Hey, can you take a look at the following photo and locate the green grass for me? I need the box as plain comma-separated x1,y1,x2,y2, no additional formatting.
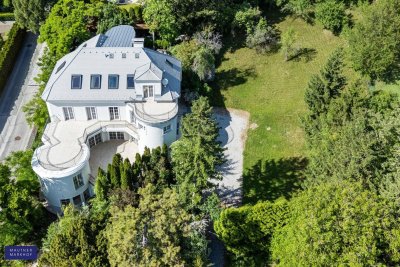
119,3,140,11
212,16,345,203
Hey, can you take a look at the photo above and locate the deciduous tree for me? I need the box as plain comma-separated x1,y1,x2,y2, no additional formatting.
348,0,400,82
271,180,400,266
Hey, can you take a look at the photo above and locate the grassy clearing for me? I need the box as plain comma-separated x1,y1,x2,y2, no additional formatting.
212,16,345,203
118,3,140,11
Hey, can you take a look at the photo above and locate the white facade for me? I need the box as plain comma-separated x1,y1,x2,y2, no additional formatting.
32,26,182,214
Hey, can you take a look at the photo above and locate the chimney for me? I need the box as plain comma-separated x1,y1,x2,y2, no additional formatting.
133,38,144,48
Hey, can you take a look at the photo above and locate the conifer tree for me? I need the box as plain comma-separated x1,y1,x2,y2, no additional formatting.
171,96,225,206
120,158,132,190
304,48,346,119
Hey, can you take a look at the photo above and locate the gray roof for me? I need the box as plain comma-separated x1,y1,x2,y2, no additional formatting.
42,26,182,103
96,25,136,47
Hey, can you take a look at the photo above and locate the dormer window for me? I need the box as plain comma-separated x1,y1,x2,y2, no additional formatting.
143,85,154,98
108,74,119,89
71,75,82,89
127,75,135,89
90,74,101,89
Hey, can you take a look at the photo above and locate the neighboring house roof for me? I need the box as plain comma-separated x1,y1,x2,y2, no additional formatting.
42,25,182,102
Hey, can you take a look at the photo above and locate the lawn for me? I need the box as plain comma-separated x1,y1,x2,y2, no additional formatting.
119,3,140,11
212,16,345,204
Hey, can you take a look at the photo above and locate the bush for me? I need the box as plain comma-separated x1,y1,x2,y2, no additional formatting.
315,0,348,34
0,24,26,96
246,18,279,54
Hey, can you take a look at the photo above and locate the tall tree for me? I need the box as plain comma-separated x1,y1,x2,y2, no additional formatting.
348,0,400,82
304,48,346,119
271,180,400,266
38,0,93,59
120,158,132,190
39,205,103,266
171,97,225,207
215,198,288,264
94,168,109,201
12,0,51,34
105,185,201,266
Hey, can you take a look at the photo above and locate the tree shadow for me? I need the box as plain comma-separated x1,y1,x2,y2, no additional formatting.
290,48,317,63
243,157,308,204
209,67,256,107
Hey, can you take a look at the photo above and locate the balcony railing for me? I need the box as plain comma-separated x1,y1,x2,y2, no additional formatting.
134,102,179,123
35,144,86,171
36,120,138,171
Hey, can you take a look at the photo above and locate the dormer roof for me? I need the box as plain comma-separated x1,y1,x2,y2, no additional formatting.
42,26,182,102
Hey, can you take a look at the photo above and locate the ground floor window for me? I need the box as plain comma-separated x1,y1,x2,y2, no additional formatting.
73,194,82,206
86,107,97,120
163,124,171,134
60,199,70,206
88,133,102,148
109,132,124,140
73,173,84,190
109,107,120,120
63,107,74,121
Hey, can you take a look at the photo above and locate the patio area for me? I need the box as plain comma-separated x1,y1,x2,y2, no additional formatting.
89,140,138,177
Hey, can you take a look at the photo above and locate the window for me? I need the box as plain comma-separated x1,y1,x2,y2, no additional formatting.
143,85,154,98
166,59,174,68
127,75,135,89
109,53,114,59
73,173,84,190
130,111,136,124
88,133,102,148
135,53,140,59
73,194,82,206
109,107,119,120
122,53,127,59
60,199,70,206
108,74,119,89
109,132,124,140
163,124,171,134
71,75,82,89
63,107,74,121
90,75,101,89
56,61,66,74
85,107,97,120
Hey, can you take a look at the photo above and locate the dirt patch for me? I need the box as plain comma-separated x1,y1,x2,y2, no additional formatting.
250,122,258,130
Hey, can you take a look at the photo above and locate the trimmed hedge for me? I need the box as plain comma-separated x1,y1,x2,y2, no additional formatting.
0,12,15,21
0,23,26,96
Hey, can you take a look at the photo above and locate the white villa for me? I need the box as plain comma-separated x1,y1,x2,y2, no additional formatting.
31,25,182,213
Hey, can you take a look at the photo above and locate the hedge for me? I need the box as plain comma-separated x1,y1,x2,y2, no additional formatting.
0,12,15,21
0,23,26,96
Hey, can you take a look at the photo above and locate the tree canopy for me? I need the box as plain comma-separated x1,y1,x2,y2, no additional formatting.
171,96,225,208
12,0,52,33
271,180,400,266
348,0,400,82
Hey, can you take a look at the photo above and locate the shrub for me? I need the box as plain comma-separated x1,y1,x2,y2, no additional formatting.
0,24,26,96
315,0,348,34
246,18,279,54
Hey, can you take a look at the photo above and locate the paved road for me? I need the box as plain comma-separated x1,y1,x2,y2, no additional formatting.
0,32,44,160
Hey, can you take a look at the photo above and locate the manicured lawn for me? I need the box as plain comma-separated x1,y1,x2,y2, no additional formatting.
212,16,345,203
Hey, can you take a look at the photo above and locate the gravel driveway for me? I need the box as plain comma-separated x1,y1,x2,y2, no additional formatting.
214,108,250,207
